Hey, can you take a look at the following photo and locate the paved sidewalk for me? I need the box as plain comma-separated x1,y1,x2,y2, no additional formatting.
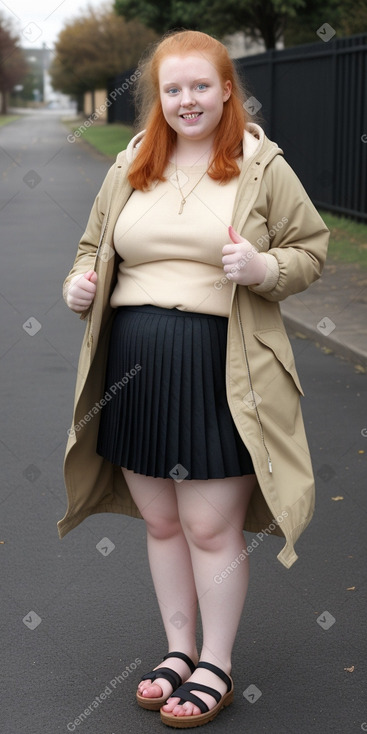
1,110,366,734
282,258,367,369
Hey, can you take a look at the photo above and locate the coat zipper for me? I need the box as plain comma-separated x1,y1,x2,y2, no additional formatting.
88,209,112,345
236,290,273,474
96,210,111,261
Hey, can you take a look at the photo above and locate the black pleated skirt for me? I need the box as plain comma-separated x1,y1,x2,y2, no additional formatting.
96,305,254,480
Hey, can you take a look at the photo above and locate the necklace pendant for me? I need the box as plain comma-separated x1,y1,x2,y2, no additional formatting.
178,198,186,215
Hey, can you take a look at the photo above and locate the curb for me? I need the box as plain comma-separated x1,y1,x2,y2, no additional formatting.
282,313,367,370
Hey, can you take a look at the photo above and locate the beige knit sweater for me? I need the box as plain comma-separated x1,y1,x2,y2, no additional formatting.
110,137,279,316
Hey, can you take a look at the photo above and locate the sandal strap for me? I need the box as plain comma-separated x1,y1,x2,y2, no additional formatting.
140,666,182,691
172,681,223,713
171,681,218,714
162,651,196,674
196,661,232,692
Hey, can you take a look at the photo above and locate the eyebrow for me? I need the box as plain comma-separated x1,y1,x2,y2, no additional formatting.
162,78,211,88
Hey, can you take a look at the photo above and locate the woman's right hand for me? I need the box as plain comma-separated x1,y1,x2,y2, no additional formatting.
65,270,98,312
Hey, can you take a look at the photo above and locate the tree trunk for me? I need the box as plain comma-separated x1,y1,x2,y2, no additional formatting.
260,22,277,49
1,89,8,115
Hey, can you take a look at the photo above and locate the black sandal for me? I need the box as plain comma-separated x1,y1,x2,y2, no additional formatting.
136,651,197,710
160,661,234,728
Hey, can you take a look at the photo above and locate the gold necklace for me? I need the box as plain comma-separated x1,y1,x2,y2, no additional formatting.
174,164,208,214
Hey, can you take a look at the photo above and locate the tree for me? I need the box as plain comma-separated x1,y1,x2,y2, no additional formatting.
0,13,28,114
115,0,367,50
114,0,306,49
50,5,157,101
284,0,367,46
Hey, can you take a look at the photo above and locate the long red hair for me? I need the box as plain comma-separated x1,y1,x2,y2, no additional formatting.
128,30,251,190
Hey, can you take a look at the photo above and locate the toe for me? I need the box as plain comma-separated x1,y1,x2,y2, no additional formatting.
162,696,180,712
174,702,200,717
139,681,163,698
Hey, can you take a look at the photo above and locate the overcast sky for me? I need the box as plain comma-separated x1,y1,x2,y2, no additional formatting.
0,0,110,48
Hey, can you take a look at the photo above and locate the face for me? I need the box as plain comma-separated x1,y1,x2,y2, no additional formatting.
158,54,231,145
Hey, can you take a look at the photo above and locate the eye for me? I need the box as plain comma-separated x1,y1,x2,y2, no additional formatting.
197,83,208,91
167,87,179,95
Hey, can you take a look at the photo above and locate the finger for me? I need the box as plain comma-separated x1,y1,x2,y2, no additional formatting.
222,253,239,265
222,244,237,255
228,225,245,244
69,296,93,308
84,270,97,283
78,278,97,294
89,271,98,284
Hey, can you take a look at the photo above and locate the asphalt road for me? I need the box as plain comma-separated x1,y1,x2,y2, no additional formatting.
0,111,366,734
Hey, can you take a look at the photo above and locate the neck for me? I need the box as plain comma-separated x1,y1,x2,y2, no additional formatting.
173,136,215,167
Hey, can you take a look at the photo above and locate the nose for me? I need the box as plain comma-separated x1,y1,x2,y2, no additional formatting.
180,87,195,107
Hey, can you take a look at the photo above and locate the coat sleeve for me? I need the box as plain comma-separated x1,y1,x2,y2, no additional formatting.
248,155,330,302
62,162,117,318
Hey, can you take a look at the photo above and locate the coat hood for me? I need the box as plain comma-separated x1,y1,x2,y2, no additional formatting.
124,122,275,165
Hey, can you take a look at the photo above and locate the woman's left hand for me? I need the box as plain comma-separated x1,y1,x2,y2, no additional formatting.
222,226,267,286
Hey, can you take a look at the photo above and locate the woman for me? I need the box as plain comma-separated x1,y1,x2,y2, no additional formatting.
59,30,329,728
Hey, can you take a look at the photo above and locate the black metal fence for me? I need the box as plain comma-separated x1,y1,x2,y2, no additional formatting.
108,33,367,222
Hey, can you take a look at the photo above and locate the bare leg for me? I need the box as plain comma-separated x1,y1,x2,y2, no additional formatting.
121,467,199,701
162,474,256,718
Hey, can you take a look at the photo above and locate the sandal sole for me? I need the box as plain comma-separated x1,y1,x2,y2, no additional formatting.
136,653,198,711
136,691,167,710
160,686,234,728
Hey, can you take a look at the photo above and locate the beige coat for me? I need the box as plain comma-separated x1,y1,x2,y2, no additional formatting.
58,124,329,568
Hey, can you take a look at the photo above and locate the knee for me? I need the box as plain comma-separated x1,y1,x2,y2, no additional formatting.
145,513,182,541
180,518,228,551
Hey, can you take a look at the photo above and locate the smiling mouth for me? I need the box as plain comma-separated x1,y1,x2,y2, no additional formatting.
180,112,203,119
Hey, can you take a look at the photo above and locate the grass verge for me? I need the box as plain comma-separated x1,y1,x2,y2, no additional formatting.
319,210,367,269
65,119,134,158
0,115,20,128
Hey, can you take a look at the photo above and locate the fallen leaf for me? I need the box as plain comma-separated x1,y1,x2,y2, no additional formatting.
346,586,356,590
358,450,364,454
344,666,355,672
331,496,344,501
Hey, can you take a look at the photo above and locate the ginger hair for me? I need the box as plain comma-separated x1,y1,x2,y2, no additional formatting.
128,30,251,190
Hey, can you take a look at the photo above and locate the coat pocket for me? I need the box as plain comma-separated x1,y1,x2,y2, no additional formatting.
253,329,304,435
